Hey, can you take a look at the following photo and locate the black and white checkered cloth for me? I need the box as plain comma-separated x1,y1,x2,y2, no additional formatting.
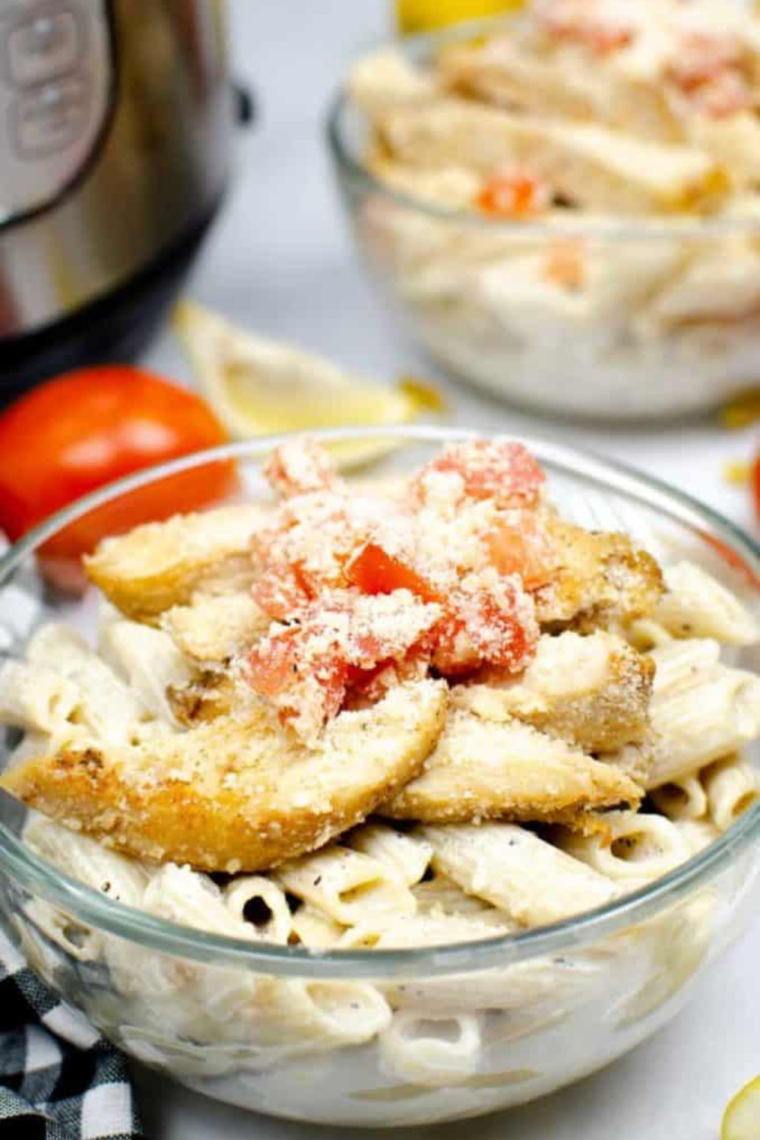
0,928,146,1139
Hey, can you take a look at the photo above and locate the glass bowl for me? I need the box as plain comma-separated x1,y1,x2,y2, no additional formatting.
325,19,760,422
0,427,758,1128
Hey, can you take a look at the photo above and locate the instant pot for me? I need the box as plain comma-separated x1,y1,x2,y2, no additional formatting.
0,0,245,397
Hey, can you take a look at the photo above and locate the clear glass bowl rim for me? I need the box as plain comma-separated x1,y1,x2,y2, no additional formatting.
325,14,760,243
0,425,758,979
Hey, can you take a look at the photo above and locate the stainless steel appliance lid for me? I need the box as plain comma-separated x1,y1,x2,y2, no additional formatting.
0,1,115,229
0,0,233,341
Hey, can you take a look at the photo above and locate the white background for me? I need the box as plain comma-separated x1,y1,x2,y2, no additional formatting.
141,2,760,1135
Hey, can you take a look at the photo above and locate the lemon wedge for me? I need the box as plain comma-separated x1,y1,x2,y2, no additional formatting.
173,301,444,468
396,0,523,35
723,1076,760,1140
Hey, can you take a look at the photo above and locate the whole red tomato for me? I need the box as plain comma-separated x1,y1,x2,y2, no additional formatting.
0,366,239,589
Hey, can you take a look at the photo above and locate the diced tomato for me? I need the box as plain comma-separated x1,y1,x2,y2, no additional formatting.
476,173,548,219
250,523,314,620
666,33,751,118
581,23,632,54
485,515,556,590
246,628,300,697
263,438,340,499
245,588,442,738
668,33,743,93
692,71,751,119
537,1,633,55
537,0,633,55
414,440,545,508
432,578,538,676
251,567,309,621
347,543,441,602
252,489,375,608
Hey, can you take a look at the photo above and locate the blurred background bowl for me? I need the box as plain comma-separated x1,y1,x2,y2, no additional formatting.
326,19,760,423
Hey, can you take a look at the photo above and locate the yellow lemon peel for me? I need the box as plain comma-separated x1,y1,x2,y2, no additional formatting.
722,1075,760,1140
396,0,524,35
173,300,444,469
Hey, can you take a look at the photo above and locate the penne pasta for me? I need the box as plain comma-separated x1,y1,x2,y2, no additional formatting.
0,659,78,737
26,623,150,745
341,909,510,950
623,618,674,652
653,562,759,646
223,876,294,945
650,774,708,822
23,813,149,908
378,1010,483,1087
647,647,760,788
141,865,256,941
418,823,615,927
674,819,720,856
554,811,689,885
275,846,417,927
701,755,760,833
346,823,433,888
289,903,344,949
412,872,513,923
99,619,196,725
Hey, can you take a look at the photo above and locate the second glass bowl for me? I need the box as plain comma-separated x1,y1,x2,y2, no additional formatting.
326,20,760,422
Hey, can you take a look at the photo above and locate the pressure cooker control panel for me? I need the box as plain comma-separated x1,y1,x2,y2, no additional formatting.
0,0,113,226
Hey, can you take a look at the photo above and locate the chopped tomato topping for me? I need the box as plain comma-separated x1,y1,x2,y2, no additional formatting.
476,173,549,219
413,440,545,508
246,589,442,739
247,437,551,739
250,562,309,621
666,33,751,118
347,543,442,602
432,576,538,676
485,515,557,590
537,0,633,55
246,627,300,698
263,438,341,498
668,32,743,93
250,490,369,614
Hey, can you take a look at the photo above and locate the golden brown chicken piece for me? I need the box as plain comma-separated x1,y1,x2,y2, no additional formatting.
0,680,448,873
536,513,664,629
453,631,655,753
161,592,270,664
84,504,266,623
380,708,641,829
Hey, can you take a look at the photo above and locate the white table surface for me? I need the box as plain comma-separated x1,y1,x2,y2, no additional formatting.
140,2,760,1135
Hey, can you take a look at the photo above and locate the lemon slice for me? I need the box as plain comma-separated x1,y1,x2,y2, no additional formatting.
722,1076,760,1140
396,0,524,35
173,301,444,468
